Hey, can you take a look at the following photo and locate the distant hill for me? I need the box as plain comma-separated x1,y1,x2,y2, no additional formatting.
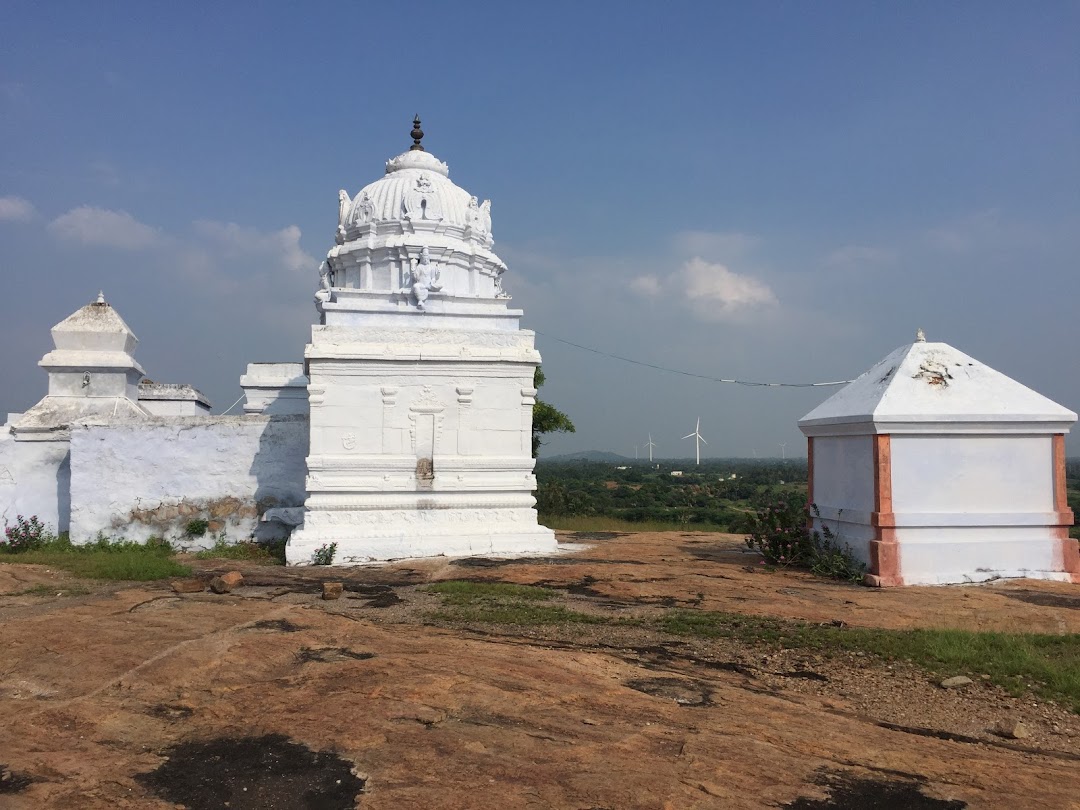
540,450,631,463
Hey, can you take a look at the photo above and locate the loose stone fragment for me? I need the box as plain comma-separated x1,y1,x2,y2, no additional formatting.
995,718,1031,739
171,579,205,594
209,572,244,594
220,571,244,589
322,582,344,600
939,676,973,689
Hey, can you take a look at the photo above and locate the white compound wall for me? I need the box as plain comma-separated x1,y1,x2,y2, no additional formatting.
68,415,308,547
0,428,71,536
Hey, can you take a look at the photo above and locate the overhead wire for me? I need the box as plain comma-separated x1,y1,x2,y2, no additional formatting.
532,330,855,388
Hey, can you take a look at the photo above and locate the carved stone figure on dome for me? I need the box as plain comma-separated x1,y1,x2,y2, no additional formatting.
493,270,510,299
400,246,442,310
479,199,492,233
338,190,350,226
352,191,376,225
403,173,443,222
315,260,334,304
467,196,482,228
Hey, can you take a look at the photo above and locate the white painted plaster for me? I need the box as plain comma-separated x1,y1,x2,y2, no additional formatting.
138,382,212,416
291,138,556,563
891,435,1053,515
0,431,70,535
68,415,308,547
240,363,309,415
811,435,875,513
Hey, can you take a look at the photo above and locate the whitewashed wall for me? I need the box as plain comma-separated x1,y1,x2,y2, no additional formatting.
809,435,876,565
68,415,308,547
812,435,875,513
890,435,1053,514
890,434,1063,584
0,431,70,535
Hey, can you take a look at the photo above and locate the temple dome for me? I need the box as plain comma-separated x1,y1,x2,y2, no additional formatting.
319,118,512,317
345,148,476,230
336,121,494,246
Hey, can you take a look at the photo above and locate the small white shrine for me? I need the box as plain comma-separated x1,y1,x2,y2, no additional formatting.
0,292,216,534
286,118,557,563
799,331,1078,586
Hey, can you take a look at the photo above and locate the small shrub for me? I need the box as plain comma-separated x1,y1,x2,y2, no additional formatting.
2,515,55,553
193,536,285,565
185,519,209,537
145,535,175,553
744,499,865,584
311,542,337,566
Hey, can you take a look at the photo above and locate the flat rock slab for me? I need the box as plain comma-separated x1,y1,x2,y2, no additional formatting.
1,532,1079,809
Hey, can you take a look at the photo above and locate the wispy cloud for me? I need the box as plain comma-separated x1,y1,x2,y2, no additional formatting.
631,257,777,321
925,209,1021,254
49,206,162,250
677,258,777,319
45,206,316,297
89,160,122,187
629,274,662,297
672,230,761,261
192,221,312,274
0,196,36,222
823,244,895,271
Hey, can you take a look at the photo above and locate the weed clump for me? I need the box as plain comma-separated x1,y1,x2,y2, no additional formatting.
185,519,209,538
193,536,285,565
2,515,55,552
312,542,337,566
745,499,865,583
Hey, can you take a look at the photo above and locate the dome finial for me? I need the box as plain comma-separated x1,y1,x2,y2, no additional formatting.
916,327,926,343
95,290,106,305
410,114,425,152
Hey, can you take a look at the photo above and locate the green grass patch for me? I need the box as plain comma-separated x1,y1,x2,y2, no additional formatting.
11,582,93,597
659,609,1080,711
540,515,730,533
192,539,285,565
425,580,611,626
426,581,556,602
1,536,191,581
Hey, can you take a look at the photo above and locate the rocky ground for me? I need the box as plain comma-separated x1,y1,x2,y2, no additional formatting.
1,531,1079,809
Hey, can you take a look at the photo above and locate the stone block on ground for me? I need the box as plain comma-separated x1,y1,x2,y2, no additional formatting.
171,578,205,594
209,571,244,594
322,582,343,600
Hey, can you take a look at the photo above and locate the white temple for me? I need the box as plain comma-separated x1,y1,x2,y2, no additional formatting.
287,117,556,563
0,119,555,564
7,120,1074,584
799,331,1078,586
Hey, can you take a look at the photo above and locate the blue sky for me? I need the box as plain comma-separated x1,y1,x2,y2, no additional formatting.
2,1,1078,456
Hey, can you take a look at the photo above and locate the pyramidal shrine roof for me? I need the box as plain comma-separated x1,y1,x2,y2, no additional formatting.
799,332,1076,436
39,291,143,373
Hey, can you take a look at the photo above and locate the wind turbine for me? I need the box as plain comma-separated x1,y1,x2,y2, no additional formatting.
779,442,787,460
645,434,657,463
682,418,707,465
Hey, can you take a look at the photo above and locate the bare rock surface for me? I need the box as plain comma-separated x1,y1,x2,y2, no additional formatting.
0,531,1078,809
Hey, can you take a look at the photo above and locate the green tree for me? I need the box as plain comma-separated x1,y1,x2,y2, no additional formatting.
532,366,575,457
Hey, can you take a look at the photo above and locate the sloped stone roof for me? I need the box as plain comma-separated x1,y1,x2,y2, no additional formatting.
799,339,1076,436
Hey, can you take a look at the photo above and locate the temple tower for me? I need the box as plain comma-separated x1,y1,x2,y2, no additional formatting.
287,119,557,564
